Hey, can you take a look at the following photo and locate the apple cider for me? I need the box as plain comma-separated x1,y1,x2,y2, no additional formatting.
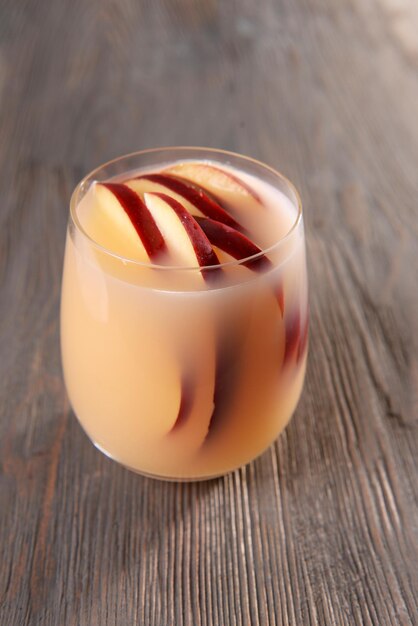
61,148,308,480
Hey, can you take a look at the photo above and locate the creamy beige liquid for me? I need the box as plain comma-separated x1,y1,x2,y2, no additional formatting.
61,162,308,479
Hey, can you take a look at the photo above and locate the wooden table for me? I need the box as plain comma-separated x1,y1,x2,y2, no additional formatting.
1,1,417,624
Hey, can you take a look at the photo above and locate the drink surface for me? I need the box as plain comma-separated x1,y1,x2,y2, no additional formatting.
61,158,308,479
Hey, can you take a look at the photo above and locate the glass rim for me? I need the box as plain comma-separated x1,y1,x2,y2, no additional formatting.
69,146,303,272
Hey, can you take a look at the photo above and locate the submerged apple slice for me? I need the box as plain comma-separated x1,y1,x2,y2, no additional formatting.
298,312,309,361
143,192,222,282
164,162,262,206
283,308,309,367
203,283,284,445
129,173,244,232
155,288,218,452
203,320,245,441
168,330,217,441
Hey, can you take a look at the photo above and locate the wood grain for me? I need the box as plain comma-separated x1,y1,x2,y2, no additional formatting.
0,0,417,624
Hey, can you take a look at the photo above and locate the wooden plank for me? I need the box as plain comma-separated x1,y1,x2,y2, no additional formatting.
0,0,417,624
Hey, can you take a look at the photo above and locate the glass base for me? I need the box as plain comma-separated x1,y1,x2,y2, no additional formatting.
93,441,235,482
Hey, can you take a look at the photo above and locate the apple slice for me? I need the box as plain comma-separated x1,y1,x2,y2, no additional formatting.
194,216,271,272
100,183,167,259
130,173,244,232
143,192,222,283
160,288,217,449
78,182,168,263
164,161,262,206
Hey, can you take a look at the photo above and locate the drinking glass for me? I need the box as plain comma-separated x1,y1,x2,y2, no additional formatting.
60,148,308,480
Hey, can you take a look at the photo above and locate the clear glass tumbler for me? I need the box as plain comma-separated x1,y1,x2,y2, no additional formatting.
60,147,308,480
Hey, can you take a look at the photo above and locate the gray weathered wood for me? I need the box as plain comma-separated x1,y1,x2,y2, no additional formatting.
0,0,417,624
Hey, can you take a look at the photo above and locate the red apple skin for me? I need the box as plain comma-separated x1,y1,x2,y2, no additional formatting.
283,309,309,367
297,312,309,362
283,310,300,365
194,216,271,272
275,283,285,317
102,183,167,260
136,173,245,232
204,326,242,441
147,192,222,283
170,372,195,432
